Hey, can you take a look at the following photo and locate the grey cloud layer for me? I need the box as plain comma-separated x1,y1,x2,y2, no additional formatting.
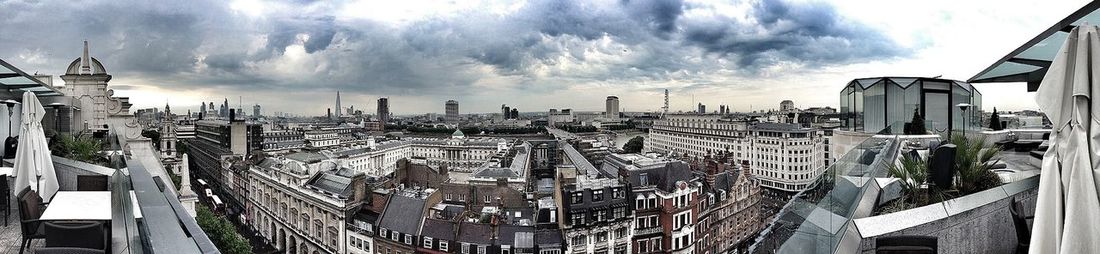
0,0,908,99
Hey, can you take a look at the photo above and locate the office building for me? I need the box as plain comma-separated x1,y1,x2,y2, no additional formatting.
780,100,795,112
606,96,619,119
557,143,633,254
377,97,390,125
249,156,370,254
336,91,342,118
254,104,262,118
445,100,459,123
602,153,700,253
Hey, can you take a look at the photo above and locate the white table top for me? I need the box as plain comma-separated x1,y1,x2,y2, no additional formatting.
0,167,11,176
40,191,142,221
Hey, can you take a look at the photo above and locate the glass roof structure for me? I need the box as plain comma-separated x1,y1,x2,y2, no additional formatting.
969,1,1100,91
0,58,64,97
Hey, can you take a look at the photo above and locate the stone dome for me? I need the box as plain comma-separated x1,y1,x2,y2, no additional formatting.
65,57,107,75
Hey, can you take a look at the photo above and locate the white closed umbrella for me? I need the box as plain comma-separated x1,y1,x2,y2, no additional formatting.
10,91,58,202
1030,24,1100,253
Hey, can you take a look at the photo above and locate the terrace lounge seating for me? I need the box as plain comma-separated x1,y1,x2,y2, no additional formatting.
928,144,957,189
44,221,107,251
17,189,48,254
76,175,108,191
1010,198,1033,254
875,235,938,254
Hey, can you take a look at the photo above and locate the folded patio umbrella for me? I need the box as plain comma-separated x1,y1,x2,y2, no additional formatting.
10,91,58,201
1030,24,1100,253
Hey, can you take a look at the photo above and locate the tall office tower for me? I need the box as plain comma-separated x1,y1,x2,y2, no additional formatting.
606,95,619,119
200,103,206,119
780,100,795,112
253,104,261,118
445,100,459,122
663,89,669,115
510,108,518,119
221,98,229,117
502,104,511,119
698,103,706,114
377,97,390,124
336,91,342,117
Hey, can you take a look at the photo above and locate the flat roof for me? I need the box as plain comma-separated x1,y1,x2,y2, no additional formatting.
0,58,64,97
969,1,1100,91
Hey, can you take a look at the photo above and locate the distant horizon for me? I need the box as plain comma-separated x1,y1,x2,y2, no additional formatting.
2,0,1072,114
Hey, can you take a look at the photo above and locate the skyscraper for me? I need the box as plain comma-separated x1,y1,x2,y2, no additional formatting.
698,103,706,114
335,91,342,118
253,104,261,118
445,100,459,122
221,98,229,117
502,104,511,119
605,95,619,119
780,100,795,112
377,97,390,124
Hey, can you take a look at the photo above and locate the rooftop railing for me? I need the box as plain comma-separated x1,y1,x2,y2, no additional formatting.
750,125,906,253
107,132,219,253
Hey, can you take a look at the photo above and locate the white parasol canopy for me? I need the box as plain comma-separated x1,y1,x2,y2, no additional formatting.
1030,24,1100,253
10,91,58,201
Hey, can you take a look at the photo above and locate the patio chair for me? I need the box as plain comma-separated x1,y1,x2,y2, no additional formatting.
875,235,938,254
17,189,47,254
928,144,957,189
34,247,105,254
44,221,107,251
1010,198,1033,254
1,176,9,226
75,175,108,191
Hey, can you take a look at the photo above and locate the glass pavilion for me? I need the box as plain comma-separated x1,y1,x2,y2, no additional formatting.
840,77,982,135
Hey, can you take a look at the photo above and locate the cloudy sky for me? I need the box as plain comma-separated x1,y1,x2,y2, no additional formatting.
0,0,1089,115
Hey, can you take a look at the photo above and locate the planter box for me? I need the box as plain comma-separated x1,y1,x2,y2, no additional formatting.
853,176,1039,254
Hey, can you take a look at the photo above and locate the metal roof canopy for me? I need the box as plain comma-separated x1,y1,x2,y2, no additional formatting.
0,58,63,97
968,1,1100,91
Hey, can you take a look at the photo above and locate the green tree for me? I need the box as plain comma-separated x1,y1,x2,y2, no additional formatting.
623,136,645,153
142,129,161,149
988,107,1003,130
196,205,252,254
52,135,106,165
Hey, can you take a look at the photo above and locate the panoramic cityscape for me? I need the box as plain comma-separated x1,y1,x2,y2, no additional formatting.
0,0,1097,254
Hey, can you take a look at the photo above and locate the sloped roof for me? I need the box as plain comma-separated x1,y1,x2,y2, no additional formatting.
378,194,427,234
421,218,458,241
457,222,493,245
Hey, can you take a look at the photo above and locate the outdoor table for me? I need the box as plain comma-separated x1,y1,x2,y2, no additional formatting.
40,191,142,220
40,191,141,252
41,191,113,221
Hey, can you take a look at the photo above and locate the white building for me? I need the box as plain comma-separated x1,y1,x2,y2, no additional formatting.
249,156,368,254
606,96,619,119
319,132,509,178
646,115,828,192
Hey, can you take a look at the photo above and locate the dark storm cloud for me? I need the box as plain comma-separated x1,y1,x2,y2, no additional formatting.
0,0,908,101
681,0,907,69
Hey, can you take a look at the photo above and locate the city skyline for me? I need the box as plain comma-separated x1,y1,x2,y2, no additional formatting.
0,0,1086,115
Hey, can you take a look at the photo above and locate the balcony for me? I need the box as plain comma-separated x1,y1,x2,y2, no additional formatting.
634,227,662,236
0,133,217,253
750,125,1043,254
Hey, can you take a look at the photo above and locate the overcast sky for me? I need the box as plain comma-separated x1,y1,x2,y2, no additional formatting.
0,0,1088,115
